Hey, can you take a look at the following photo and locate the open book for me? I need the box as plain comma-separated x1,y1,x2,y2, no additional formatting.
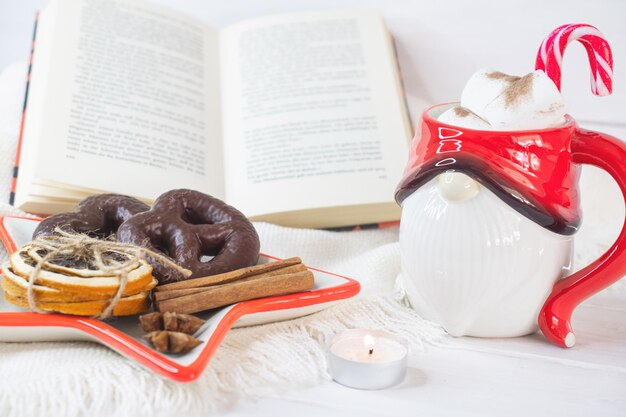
12,0,412,228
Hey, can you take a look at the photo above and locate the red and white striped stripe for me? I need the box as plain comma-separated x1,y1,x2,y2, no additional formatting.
535,23,613,96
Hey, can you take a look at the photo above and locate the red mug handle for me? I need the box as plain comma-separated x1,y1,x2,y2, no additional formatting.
539,127,626,347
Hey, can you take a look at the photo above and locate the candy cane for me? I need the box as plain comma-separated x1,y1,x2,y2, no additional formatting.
536,23,613,96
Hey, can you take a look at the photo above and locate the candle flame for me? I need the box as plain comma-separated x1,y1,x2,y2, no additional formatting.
364,334,375,355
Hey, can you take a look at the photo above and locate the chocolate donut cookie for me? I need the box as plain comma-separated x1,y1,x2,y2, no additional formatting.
33,194,150,239
117,189,260,283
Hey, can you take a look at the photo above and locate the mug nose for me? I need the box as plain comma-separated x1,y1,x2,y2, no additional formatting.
437,172,480,201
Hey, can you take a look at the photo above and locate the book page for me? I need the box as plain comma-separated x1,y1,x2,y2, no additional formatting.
32,0,224,201
220,11,411,218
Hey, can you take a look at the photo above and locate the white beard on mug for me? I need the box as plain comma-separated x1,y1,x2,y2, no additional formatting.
398,172,573,337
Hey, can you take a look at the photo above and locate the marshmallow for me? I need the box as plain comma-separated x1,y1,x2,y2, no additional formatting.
483,70,566,130
438,106,491,130
460,68,521,120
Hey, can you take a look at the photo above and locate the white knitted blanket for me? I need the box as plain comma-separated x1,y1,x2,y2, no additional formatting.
0,62,622,417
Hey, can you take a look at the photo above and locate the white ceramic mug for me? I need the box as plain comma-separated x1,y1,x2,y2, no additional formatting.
396,103,626,347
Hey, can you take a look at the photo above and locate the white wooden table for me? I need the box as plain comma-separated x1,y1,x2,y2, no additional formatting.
2,1,625,415
214,292,626,417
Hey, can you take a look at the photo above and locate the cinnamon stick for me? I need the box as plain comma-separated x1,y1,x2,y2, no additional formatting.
153,286,211,302
153,263,308,302
154,257,303,292
155,270,315,314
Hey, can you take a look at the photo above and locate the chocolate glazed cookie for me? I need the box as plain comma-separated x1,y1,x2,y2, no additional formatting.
33,194,150,239
117,189,260,284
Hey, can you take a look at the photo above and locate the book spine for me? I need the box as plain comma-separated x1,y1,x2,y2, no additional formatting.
10,13,39,206
325,221,400,232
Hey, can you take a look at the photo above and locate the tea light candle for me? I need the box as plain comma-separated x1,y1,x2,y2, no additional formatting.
328,329,408,390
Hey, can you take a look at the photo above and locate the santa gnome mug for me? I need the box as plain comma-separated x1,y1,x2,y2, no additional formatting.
396,24,626,348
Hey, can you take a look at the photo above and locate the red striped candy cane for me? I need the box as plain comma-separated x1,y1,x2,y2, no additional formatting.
536,23,613,96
